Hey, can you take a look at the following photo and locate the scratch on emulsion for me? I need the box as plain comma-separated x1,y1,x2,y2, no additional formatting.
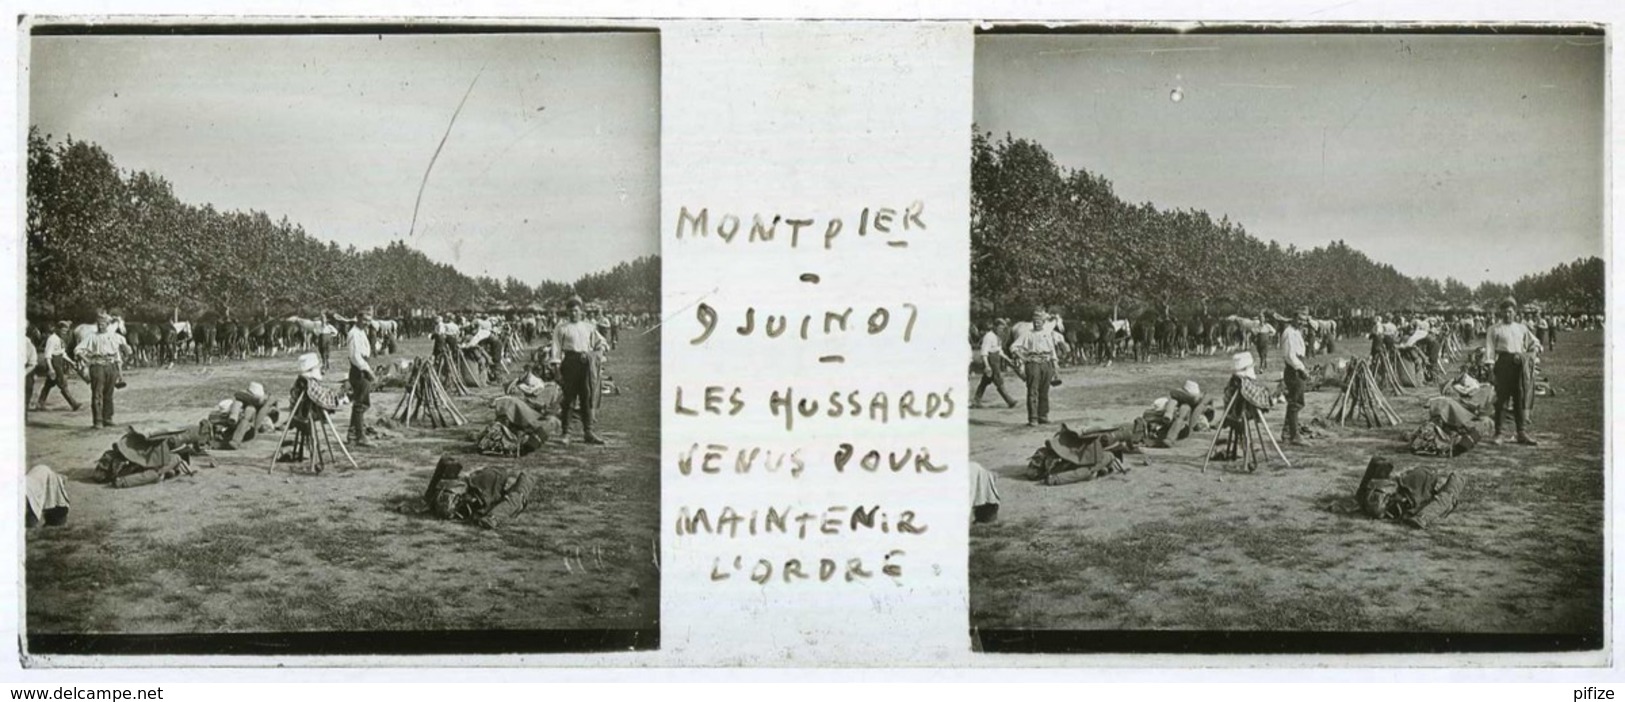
642,288,721,336
409,65,487,238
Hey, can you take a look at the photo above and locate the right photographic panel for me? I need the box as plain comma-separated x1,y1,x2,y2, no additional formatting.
968,29,1605,654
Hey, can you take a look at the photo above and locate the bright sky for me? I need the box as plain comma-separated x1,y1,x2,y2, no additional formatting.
29,32,659,286
976,33,1604,287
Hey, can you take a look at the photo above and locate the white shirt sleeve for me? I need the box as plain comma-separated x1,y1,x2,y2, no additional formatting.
979,332,1002,357
348,329,372,373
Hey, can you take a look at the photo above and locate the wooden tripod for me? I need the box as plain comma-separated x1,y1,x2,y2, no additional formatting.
267,393,358,474
1201,391,1292,473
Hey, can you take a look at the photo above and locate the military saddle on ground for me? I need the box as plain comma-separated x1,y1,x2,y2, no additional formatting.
93,423,211,488
1026,419,1148,486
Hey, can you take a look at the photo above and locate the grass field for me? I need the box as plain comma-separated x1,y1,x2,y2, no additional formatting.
970,330,1604,635
25,332,660,635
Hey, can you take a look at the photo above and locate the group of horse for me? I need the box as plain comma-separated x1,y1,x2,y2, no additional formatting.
996,312,1348,366
26,315,418,368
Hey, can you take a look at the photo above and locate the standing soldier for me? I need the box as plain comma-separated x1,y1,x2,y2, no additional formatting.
591,303,613,350
74,314,130,428
972,319,1019,409
1252,310,1273,372
1484,297,1542,446
1011,310,1070,427
550,296,610,445
316,311,335,372
347,310,375,448
1370,313,1398,357
431,314,451,358
34,322,82,412
1280,309,1310,445
1532,308,1553,350
23,331,38,411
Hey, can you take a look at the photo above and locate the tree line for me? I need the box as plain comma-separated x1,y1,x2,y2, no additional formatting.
26,128,659,323
970,129,1604,320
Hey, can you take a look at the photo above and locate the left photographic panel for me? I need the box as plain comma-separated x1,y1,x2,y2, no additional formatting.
21,24,661,658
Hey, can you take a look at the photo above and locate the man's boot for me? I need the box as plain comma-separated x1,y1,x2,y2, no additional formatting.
350,408,373,448
1515,429,1539,446
582,407,606,445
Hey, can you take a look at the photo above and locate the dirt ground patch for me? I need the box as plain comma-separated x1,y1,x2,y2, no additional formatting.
970,331,1604,634
25,333,660,635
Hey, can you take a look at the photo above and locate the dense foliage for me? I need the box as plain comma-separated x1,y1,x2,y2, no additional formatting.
26,128,659,322
1510,256,1605,313
971,129,1604,318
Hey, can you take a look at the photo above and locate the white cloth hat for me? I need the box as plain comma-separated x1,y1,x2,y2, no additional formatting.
297,352,322,378
248,382,266,401
1231,351,1255,375
1183,380,1200,397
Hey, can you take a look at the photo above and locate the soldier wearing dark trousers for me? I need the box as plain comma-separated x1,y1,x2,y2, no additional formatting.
75,315,129,428
1253,325,1271,372
316,312,333,372
1010,310,1069,427
1485,297,1542,446
1280,310,1310,445
550,297,609,445
36,321,81,412
347,311,375,448
973,319,1018,408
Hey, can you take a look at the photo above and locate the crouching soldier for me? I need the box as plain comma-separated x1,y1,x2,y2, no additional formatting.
211,381,281,450
1144,380,1216,448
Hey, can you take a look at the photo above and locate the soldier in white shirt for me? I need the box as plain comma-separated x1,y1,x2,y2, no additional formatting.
1280,309,1310,445
550,297,610,445
35,321,82,412
973,319,1018,409
1010,310,1070,426
316,312,337,372
1369,313,1398,357
1483,297,1542,446
347,310,375,447
75,315,130,427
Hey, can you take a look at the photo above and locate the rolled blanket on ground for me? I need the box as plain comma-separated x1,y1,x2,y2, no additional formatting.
491,396,563,439
1426,395,1482,430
